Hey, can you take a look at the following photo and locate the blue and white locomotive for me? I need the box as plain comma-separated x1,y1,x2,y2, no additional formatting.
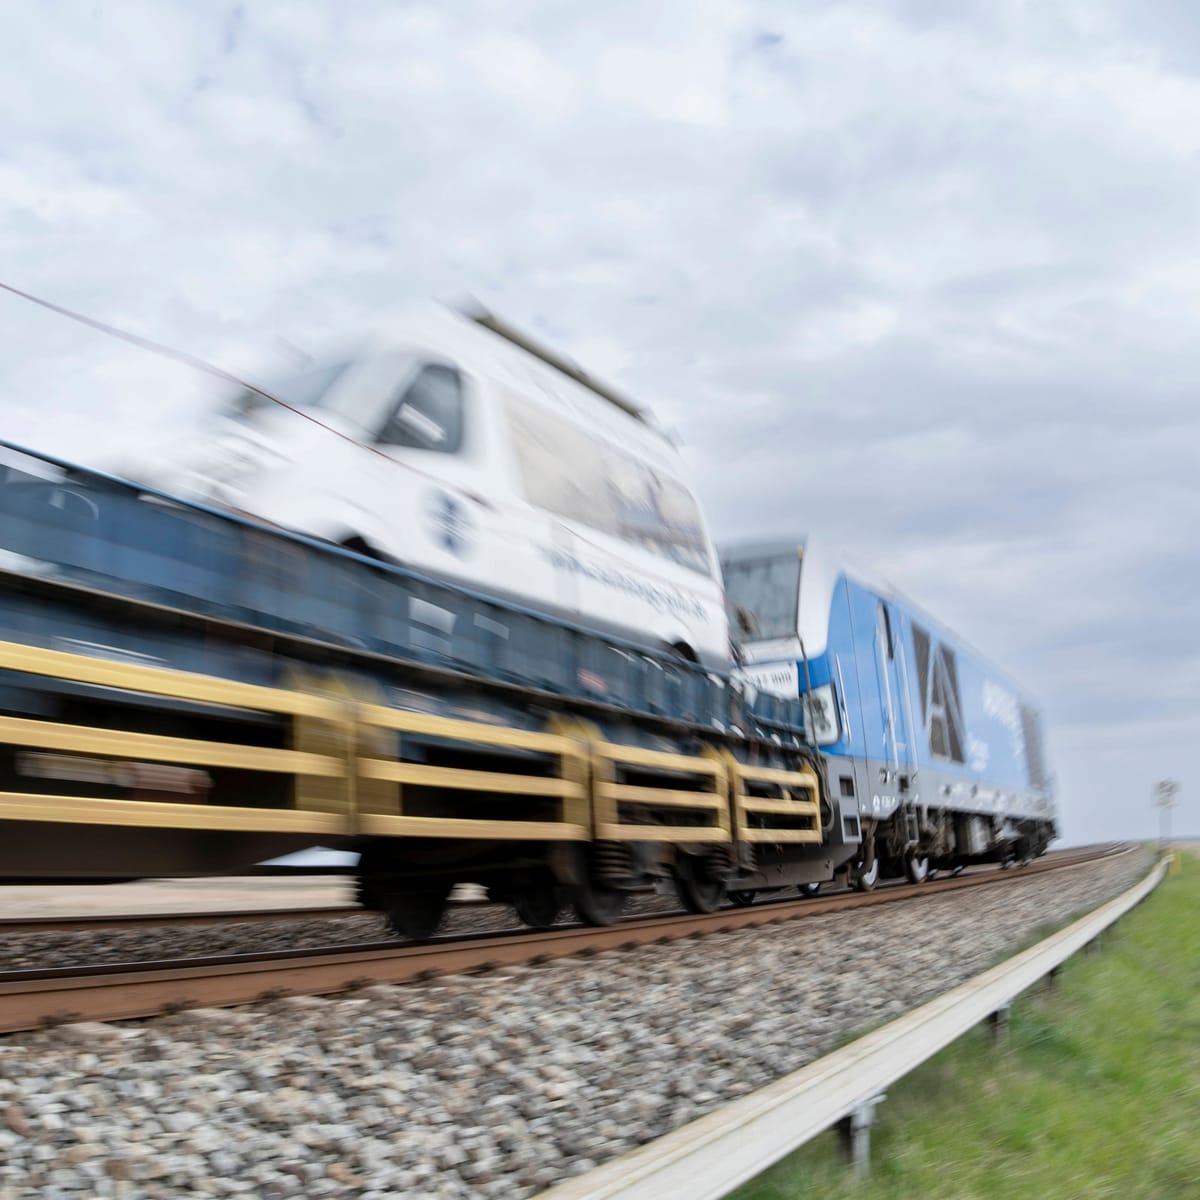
721,538,1057,894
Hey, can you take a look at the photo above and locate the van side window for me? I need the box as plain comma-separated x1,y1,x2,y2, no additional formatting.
504,391,712,576
377,365,464,454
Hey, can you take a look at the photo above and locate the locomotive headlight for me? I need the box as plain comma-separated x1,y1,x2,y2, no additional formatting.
805,683,840,746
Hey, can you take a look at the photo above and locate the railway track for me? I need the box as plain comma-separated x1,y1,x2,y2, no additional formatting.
0,904,363,934
0,844,1129,1035
0,887,496,935
0,844,1102,935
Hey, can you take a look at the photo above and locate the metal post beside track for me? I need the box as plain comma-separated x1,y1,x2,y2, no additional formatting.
836,1093,885,1180
534,857,1167,1200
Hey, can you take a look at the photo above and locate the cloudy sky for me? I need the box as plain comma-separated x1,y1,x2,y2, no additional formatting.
2,1,1196,844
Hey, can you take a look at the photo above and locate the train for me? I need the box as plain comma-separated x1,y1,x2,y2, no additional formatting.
0,307,1056,936
722,539,1055,896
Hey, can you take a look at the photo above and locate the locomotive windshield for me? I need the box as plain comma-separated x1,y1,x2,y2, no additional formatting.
722,550,802,641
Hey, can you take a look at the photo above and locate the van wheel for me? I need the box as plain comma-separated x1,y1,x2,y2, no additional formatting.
339,535,384,561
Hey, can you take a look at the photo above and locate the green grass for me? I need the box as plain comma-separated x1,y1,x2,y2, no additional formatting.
729,855,1200,1200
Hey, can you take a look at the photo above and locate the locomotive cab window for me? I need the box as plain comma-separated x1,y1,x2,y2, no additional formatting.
722,550,802,642
377,364,465,454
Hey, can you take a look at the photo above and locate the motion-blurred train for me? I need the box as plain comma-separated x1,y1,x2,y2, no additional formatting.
722,540,1055,896
0,304,1056,934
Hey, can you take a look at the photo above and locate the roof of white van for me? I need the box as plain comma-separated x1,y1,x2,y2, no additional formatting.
364,301,656,430
462,304,648,424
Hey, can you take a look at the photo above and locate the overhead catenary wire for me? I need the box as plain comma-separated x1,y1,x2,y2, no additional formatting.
0,279,401,463
0,278,508,510
0,279,714,590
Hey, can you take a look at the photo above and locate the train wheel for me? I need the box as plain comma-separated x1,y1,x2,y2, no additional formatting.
385,885,450,940
512,887,561,930
675,874,725,914
568,844,629,926
904,853,930,884
728,890,757,907
572,882,626,926
800,881,822,897
853,857,880,892
673,854,725,914
950,864,965,877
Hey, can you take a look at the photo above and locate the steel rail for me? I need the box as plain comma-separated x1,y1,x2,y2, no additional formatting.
0,845,1130,1034
0,844,1107,935
0,893,495,935
0,905,364,934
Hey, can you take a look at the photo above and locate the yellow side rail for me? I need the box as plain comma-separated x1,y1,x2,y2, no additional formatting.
351,702,591,842
0,640,820,852
590,740,731,845
726,755,823,845
0,640,345,836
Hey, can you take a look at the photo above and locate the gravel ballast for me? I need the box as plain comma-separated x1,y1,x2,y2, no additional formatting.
0,849,1152,1199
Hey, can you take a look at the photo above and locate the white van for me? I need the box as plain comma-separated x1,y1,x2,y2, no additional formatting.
128,304,730,668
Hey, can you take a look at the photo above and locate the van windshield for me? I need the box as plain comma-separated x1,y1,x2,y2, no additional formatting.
722,551,802,641
228,361,354,420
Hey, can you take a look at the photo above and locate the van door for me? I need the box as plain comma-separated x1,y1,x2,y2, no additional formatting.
371,362,545,605
496,385,614,632
371,362,491,574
